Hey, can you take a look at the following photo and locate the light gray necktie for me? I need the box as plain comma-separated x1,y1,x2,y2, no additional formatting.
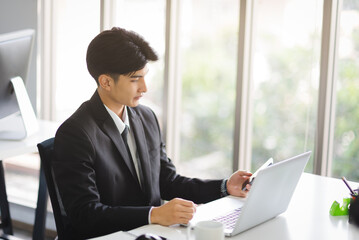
121,126,144,188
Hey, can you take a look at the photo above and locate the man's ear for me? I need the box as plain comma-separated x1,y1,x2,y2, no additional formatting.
98,74,112,91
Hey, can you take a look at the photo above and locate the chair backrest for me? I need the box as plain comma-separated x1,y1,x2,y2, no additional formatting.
37,138,74,239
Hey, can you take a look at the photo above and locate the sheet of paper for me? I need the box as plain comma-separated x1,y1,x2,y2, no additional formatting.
130,224,189,240
88,231,136,240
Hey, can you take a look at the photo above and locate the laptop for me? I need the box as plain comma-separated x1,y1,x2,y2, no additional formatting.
190,151,311,237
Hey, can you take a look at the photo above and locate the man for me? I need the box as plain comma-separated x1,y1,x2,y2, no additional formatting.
53,27,252,239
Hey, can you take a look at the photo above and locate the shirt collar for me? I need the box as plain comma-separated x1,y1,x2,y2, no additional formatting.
104,105,130,133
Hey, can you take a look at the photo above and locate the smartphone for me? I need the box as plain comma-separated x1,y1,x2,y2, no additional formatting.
242,158,273,190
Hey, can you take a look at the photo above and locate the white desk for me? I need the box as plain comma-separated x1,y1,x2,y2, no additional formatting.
0,120,59,159
94,173,359,240
0,120,59,239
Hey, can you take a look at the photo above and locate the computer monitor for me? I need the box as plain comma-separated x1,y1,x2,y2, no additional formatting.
0,29,38,140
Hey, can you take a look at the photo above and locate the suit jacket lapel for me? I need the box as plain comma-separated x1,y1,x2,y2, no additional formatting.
89,91,140,186
128,108,152,196
102,118,140,185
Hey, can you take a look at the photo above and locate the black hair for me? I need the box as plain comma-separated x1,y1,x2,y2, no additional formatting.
86,27,158,85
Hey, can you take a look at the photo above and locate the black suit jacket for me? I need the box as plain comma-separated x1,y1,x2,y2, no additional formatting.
53,91,222,239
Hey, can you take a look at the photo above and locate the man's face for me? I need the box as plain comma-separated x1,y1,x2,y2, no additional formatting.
108,65,149,108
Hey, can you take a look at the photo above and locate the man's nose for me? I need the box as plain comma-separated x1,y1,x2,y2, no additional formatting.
140,78,147,93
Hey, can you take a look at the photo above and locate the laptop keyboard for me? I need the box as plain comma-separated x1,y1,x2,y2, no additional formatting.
212,207,242,230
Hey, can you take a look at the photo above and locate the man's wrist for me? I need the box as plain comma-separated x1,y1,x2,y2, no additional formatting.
149,206,161,224
220,178,229,197
148,207,154,224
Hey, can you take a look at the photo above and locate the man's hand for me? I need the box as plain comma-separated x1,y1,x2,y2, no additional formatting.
227,170,253,197
150,198,197,226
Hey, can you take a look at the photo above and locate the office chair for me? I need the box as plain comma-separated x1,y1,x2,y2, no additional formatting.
37,138,74,240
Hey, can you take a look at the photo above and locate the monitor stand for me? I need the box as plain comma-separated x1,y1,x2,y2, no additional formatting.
0,77,39,140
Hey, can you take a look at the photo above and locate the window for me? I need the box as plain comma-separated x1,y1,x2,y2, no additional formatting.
250,0,323,171
332,0,359,181
176,0,239,178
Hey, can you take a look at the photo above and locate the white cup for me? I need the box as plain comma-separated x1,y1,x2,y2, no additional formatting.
194,221,224,240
